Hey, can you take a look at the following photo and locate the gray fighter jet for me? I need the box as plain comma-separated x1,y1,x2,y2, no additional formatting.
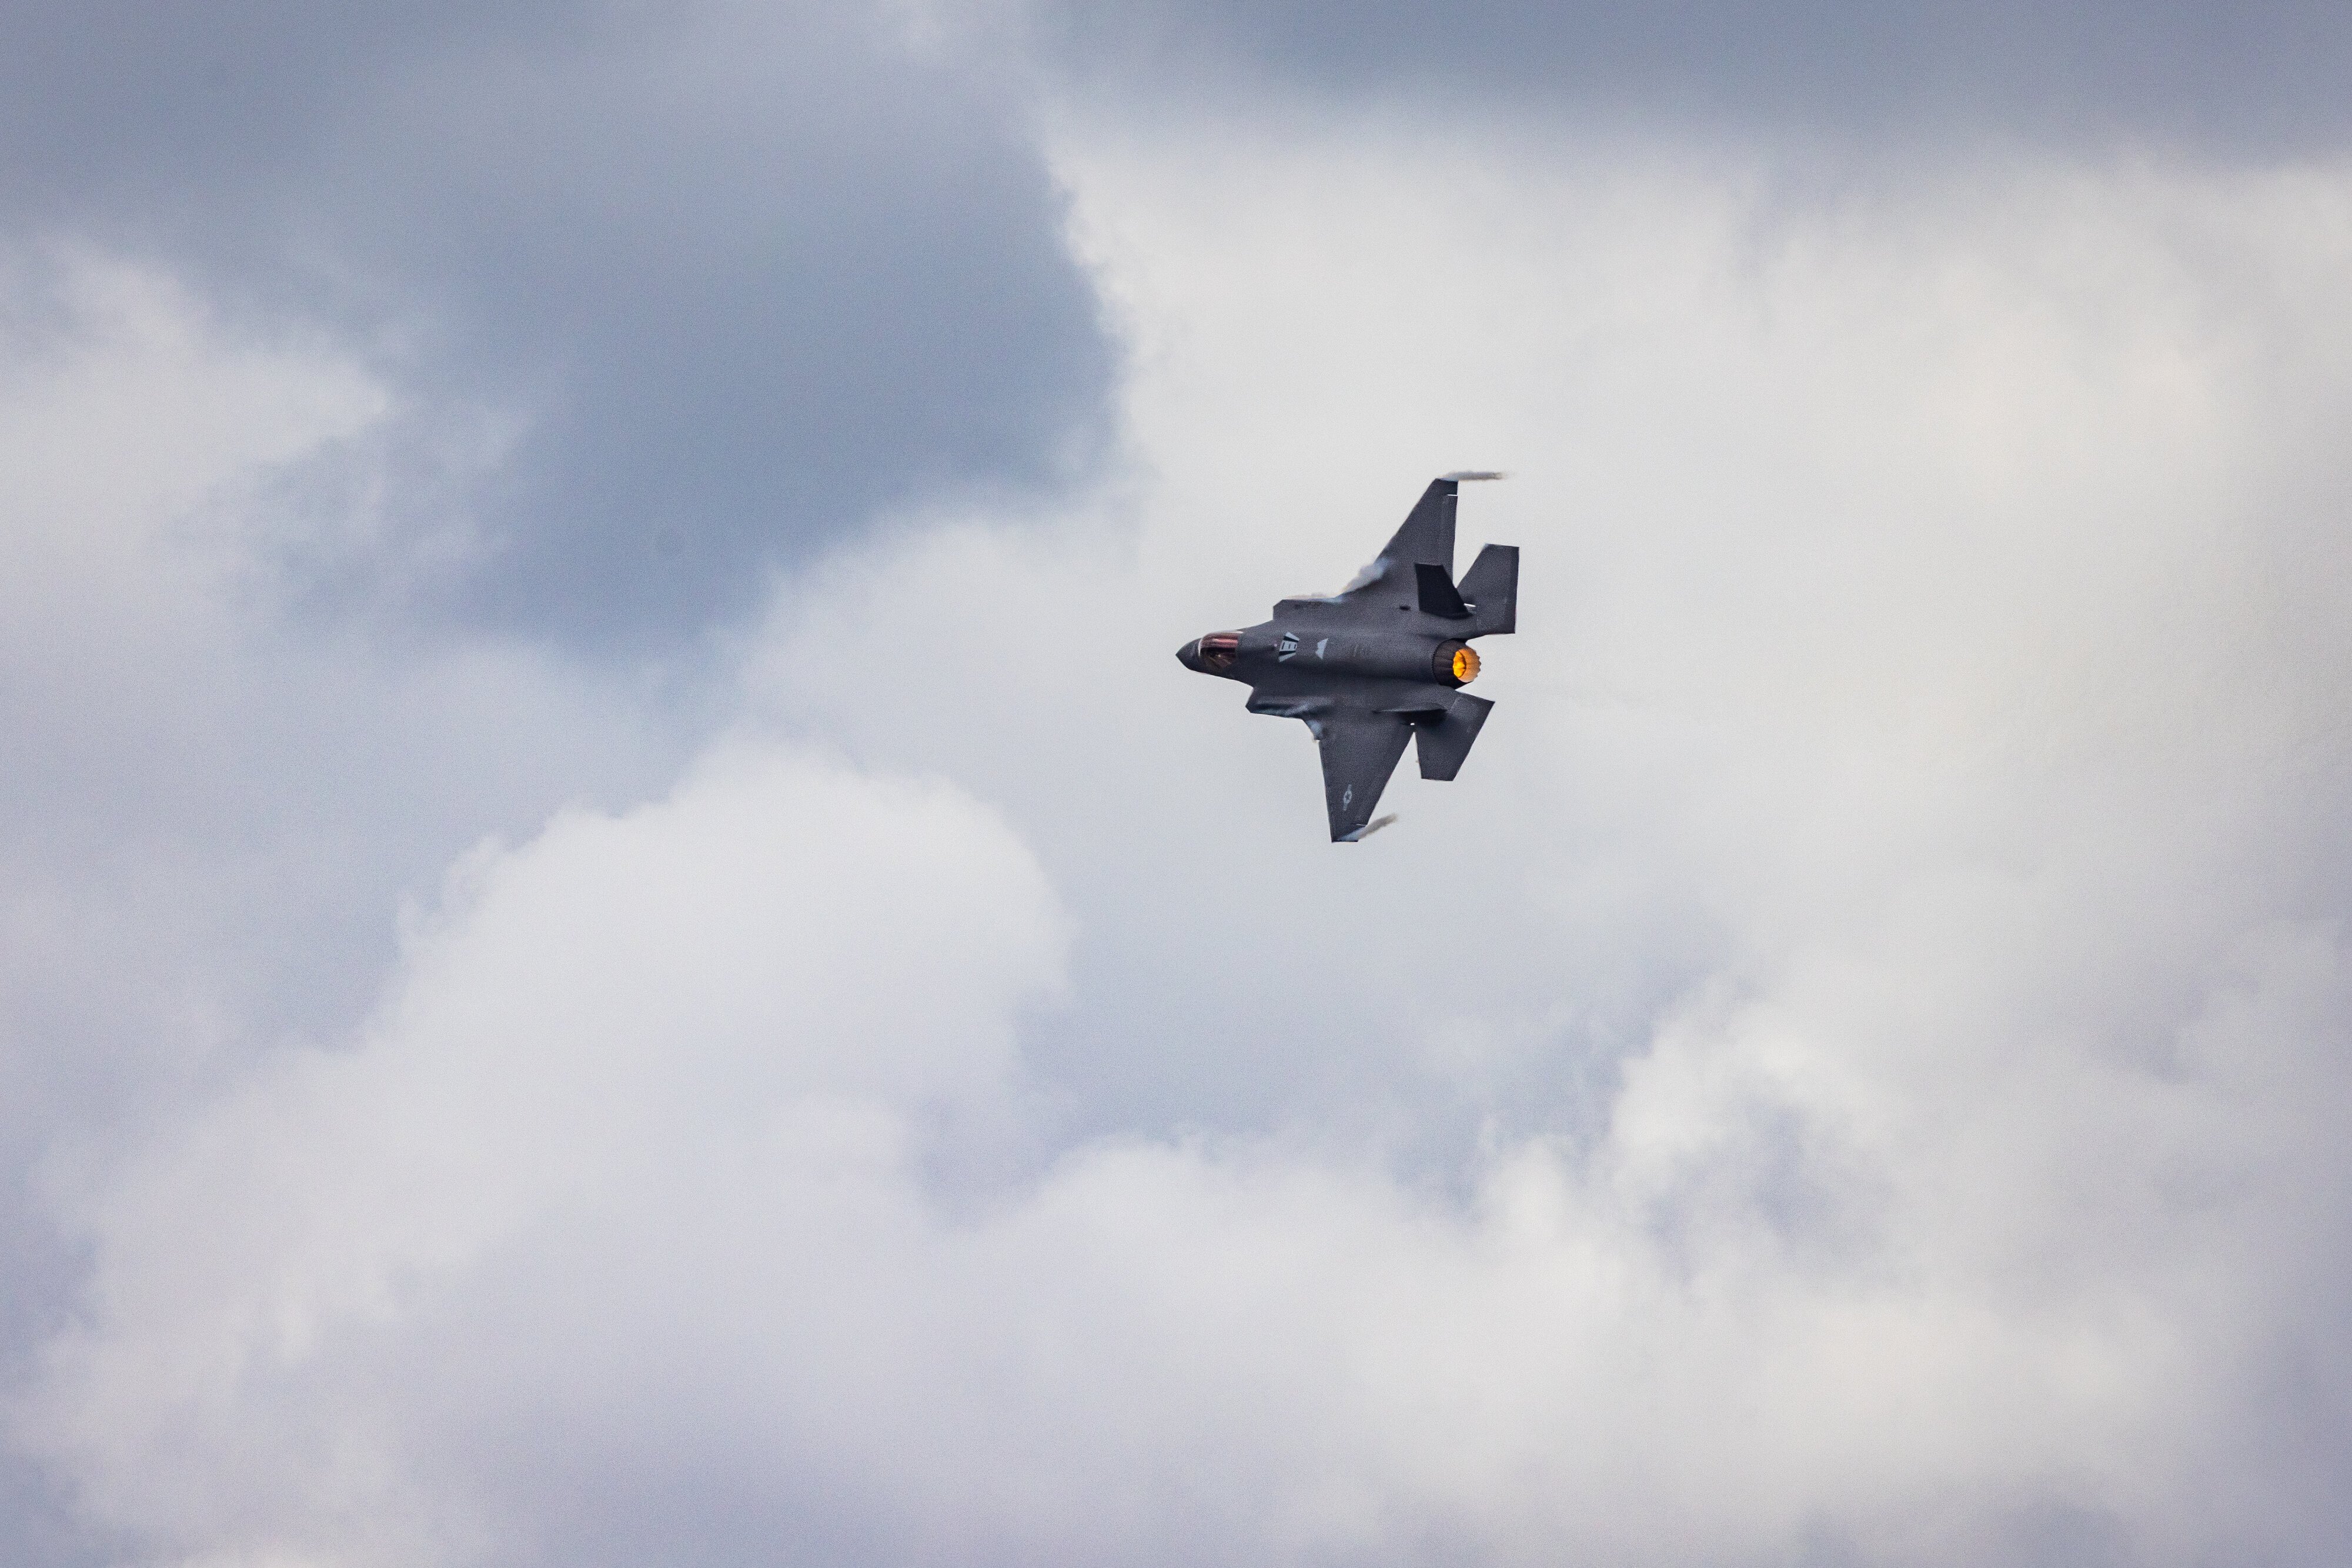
1177,473,1519,841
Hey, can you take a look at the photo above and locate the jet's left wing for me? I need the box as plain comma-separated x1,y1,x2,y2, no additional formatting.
1313,711,1414,841
1344,478,1458,601
1341,473,1506,604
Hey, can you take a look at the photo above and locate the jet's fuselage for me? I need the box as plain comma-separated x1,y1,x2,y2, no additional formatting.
1177,617,1475,691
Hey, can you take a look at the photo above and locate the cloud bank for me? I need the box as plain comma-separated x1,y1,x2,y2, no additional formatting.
12,123,2352,1565
9,7,2352,1566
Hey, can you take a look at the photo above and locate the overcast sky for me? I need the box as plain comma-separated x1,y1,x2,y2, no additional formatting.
6,4,2352,1566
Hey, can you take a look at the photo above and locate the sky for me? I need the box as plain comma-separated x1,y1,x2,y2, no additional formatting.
5,4,2352,1565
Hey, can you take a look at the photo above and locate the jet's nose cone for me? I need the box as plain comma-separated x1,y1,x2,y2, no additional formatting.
1182,631,1242,676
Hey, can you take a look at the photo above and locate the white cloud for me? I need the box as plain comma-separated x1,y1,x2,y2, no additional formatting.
0,249,690,1564
19,743,1067,1564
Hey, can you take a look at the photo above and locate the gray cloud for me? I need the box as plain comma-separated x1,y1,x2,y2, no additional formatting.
0,1,1112,648
1035,0,2352,154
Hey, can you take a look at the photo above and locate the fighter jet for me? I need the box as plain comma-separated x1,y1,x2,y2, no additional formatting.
1177,473,1519,841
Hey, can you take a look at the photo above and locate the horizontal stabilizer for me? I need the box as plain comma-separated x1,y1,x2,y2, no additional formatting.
1459,544,1518,636
1415,562,1471,618
1416,692,1494,780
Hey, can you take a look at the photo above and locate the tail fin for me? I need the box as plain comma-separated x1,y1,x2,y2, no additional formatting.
1415,563,1471,618
1459,544,1518,636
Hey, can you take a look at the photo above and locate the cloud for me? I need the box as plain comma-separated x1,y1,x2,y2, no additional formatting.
0,1,1114,649
0,247,700,1559
19,760,2352,1564
18,742,1068,1566
0,246,686,1102
16,126,2352,1567
1033,0,2352,155
14,6,2352,1554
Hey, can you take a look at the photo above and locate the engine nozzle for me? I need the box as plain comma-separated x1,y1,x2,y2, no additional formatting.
1437,640,1479,686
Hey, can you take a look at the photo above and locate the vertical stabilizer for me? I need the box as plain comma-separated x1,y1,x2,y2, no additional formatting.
1459,544,1518,636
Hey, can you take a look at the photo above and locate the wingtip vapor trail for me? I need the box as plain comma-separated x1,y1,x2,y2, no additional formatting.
1440,470,1508,482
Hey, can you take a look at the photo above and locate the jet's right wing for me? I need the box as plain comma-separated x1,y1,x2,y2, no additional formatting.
1312,710,1414,841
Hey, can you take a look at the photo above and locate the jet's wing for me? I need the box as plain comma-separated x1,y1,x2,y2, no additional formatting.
1344,478,1459,600
1313,711,1414,841
1342,472,1505,603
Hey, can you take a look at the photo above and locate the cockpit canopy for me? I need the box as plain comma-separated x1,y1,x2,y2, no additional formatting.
1197,632,1241,671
